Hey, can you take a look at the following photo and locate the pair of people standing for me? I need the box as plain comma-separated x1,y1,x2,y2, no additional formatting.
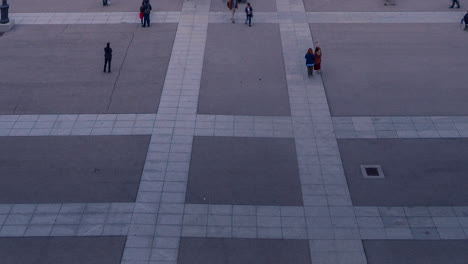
139,0,152,27
227,0,253,26
304,42,322,78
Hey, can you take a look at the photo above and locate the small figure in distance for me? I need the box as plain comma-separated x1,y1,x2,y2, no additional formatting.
384,0,395,6
227,0,238,23
305,48,315,78
314,42,322,74
142,0,152,27
139,1,145,25
245,3,253,27
104,42,112,73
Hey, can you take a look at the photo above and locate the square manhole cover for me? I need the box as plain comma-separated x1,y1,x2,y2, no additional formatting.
360,165,384,178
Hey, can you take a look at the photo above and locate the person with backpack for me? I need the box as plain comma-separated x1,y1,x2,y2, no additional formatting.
245,3,253,27
304,48,315,78
104,42,112,73
142,1,152,27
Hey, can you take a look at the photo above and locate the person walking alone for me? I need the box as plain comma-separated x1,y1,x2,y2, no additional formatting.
305,48,315,78
104,42,112,73
245,3,253,27
462,10,468,29
143,1,152,27
314,42,322,74
450,0,461,8
227,0,238,23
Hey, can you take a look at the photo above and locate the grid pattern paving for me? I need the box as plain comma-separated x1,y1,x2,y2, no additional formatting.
2,0,468,263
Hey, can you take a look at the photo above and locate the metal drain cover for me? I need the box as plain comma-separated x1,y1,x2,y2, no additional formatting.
360,165,384,178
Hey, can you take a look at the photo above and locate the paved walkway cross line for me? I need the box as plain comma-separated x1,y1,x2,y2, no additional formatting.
2,0,468,264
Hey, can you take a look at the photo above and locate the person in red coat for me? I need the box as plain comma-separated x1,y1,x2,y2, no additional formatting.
314,42,322,74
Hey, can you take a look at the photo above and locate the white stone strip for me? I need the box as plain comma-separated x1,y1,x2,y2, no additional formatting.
333,116,468,139
11,12,180,25
307,11,464,24
194,115,294,138
0,114,295,138
10,11,464,25
277,0,365,261
1,203,466,241
121,0,210,263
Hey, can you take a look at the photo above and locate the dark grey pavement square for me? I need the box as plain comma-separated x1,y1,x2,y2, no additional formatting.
198,24,291,116
210,0,277,12
310,23,468,116
0,24,177,114
304,0,455,11
363,240,468,264
186,136,303,206
178,237,311,264
338,139,468,206
0,135,150,203
0,236,126,264
10,0,183,12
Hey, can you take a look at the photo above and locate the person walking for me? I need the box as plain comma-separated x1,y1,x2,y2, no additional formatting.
314,42,322,74
245,3,253,27
227,0,238,23
104,42,112,73
103,0,109,6
139,2,145,25
450,0,461,8
305,48,315,78
143,1,152,27
462,10,468,29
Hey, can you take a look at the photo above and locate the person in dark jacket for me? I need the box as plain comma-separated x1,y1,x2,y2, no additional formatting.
462,11,468,30
304,48,315,78
143,1,152,27
104,42,112,73
245,3,253,27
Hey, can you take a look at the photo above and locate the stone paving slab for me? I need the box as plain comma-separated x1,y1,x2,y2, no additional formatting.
0,236,126,264
311,23,468,116
0,136,150,203
338,138,468,206
178,237,311,264
304,0,462,12
0,24,177,114
333,116,468,139
186,136,303,205
10,0,183,12
210,0,277,12
363,240,468,264
198,23,291,116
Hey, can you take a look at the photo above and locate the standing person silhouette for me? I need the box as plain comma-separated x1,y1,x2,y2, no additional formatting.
104,42,112,73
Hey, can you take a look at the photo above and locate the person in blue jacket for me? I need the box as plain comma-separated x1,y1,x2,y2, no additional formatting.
305,48,315,78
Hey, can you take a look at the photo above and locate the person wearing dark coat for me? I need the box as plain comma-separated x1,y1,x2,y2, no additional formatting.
462,11,468,30
143,2,152,27
245,3,253,27
304,48,315,78
104,42,112,73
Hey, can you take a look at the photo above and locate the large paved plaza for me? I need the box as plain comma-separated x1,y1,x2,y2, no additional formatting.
1,0,468,263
